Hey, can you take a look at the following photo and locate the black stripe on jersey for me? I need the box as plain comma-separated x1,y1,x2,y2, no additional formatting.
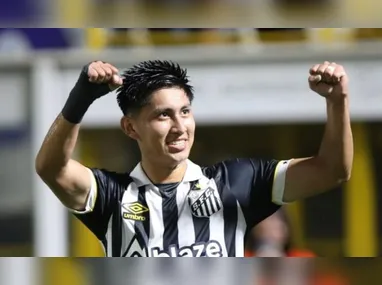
190,181,210,250
110,175,134,257
222,187,238,257
101,238,108,256
192,215,210,247
134,186,150,251
159,183,180,251
111,207,123,256
202,166,237,257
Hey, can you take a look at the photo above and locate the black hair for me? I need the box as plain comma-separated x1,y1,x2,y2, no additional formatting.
116,60,194,115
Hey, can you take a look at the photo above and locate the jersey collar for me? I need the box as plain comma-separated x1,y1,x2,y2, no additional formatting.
130,159,204,187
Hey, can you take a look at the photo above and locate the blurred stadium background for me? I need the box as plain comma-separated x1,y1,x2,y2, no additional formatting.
1,22,382,285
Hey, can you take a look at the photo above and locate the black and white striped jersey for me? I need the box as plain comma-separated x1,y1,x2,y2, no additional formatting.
70,158,291,257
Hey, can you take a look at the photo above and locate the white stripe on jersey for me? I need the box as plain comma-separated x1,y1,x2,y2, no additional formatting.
145,186,165,254
208,179,227,257
176,182,196,249
120,182,140,256
106,213,113,257
235,200,246,256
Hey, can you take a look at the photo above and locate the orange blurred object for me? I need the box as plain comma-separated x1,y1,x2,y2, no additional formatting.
244,248,316,257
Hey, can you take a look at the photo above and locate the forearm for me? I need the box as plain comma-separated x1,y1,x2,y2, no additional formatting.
35,114,81,174
317,97,353,182
36,64,97,173
34,61,121,210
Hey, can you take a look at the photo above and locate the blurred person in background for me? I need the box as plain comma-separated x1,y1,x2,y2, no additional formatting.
35,59,352,257
245,208,315,257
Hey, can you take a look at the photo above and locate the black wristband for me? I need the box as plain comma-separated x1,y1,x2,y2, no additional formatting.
61,63,111,124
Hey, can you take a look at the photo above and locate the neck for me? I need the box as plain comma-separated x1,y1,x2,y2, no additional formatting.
140,159,188,184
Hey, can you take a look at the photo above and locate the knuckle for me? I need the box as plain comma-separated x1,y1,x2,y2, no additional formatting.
105,69,112,76
88,70,97,77
101,62,110,69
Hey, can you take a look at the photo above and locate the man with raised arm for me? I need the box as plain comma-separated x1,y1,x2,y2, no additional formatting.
36,60,353,257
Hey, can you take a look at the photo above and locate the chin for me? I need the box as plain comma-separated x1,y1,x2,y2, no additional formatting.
166,151,190,166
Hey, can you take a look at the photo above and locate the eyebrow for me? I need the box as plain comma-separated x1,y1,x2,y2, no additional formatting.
152,104,191,115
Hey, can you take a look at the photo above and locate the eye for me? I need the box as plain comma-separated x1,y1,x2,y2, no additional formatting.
159,111,169,118
182,108,190,115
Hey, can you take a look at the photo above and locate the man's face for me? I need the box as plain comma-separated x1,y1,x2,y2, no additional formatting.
127,87,195,167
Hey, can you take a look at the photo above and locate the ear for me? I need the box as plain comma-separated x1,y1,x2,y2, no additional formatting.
120,116,140,140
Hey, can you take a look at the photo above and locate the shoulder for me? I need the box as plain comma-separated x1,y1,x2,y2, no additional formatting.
201,158,279,180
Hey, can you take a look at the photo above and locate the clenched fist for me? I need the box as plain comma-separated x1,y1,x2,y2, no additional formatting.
308,61,349,102
87,61,123,90
62,61,124,124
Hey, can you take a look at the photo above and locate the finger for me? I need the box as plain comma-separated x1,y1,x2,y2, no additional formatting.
102,66,113,82
323,63,336,83
92,66,106,83
111,74,123,86
87,67,99,82
333,66,346,83
309,64,320,75
316,61,330,76
309,74,322,84
309,78,333,97
104,63,119,74
108,75,123,91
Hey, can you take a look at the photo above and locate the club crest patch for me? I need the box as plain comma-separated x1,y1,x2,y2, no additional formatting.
188,179,223,217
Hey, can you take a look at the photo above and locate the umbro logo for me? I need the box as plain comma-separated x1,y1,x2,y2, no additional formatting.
122,202,149,221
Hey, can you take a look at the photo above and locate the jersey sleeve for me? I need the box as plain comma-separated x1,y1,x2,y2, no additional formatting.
67,168,121,240
224,158,293,228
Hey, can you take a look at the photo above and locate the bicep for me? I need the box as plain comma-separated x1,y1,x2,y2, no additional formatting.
283,156,338,202
42,159,93,211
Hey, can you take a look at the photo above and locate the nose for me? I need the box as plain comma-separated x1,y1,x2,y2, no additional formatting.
171,116,187,134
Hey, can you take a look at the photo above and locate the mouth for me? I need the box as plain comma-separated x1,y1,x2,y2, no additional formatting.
166,139,187,152
167,139,187,146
